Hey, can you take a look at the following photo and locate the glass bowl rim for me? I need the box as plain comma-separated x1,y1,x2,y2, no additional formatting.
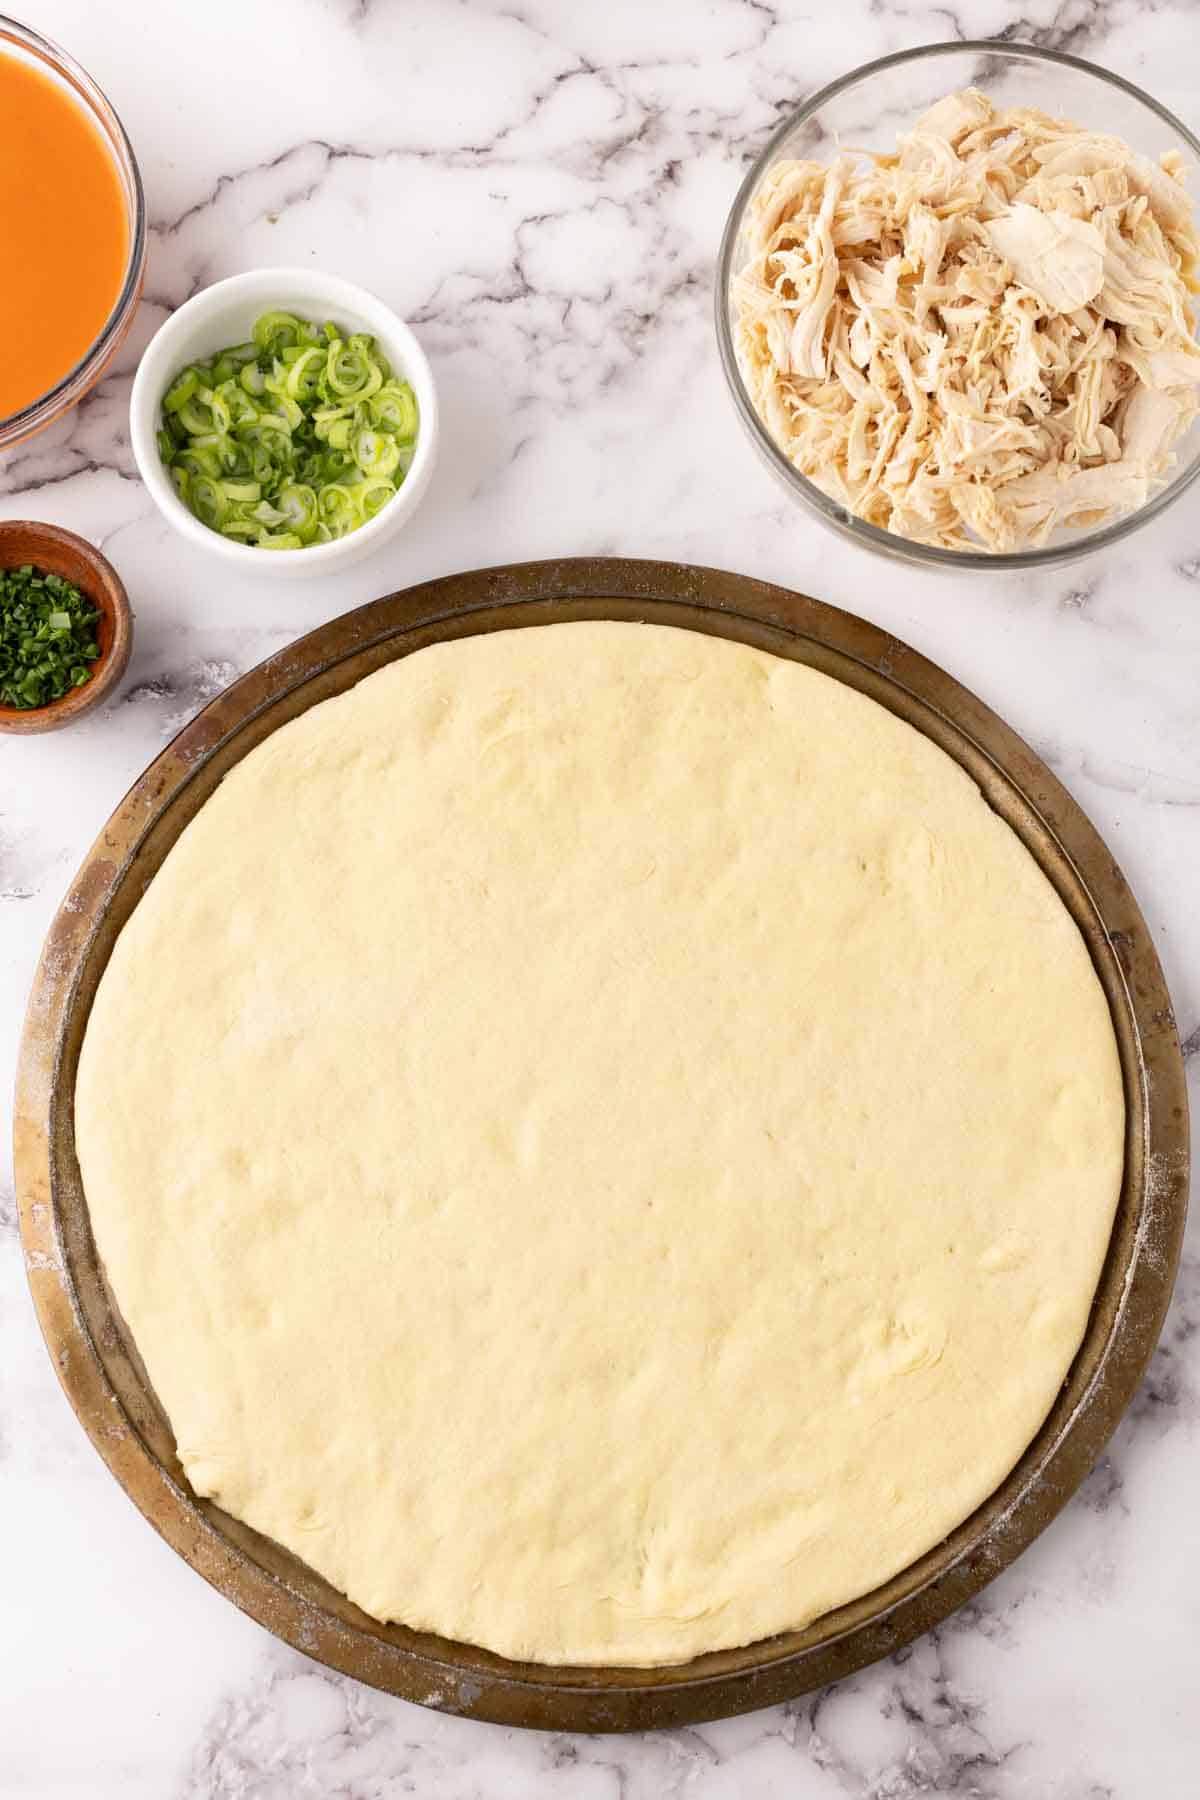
715,38,1200,571
0,12,147,446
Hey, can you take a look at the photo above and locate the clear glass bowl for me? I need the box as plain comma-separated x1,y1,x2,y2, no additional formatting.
716,41,1200,570
0,15,146,451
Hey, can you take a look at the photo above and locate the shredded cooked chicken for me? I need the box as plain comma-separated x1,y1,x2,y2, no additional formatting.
734,89,1200,551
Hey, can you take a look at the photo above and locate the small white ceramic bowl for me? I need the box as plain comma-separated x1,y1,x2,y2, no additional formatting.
130,268,438,578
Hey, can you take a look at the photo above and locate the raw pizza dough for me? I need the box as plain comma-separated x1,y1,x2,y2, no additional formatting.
76,621,1124,1667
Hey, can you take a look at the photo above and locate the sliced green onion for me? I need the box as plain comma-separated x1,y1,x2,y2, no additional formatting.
352,428,402,478
176,445,223,478
163,367,202,413
354,477,397,519
159,310,419,551
318,483,359,536
285,346,326,403
219,383,260,428
240,413,293,446
247,442,276,483
261,386,305,431
325,339,379,399
177,394,216,435
253,311,303,357
277,483,319,539
190,476,228,528
370,381,418,438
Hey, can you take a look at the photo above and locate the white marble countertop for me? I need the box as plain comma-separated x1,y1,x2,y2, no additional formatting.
3,1,1198,1794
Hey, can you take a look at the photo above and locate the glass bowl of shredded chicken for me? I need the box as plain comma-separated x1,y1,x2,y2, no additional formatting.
718,42,1200,566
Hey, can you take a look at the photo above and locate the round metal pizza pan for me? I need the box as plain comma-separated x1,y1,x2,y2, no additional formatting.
14,557,1188,1730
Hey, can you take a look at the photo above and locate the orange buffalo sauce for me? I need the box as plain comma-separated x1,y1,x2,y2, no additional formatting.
0,51,129,421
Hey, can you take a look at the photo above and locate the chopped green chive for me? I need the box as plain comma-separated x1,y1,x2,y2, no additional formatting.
0,565,102,710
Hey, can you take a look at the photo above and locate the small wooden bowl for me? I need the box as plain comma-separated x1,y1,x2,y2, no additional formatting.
0,522,133,734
